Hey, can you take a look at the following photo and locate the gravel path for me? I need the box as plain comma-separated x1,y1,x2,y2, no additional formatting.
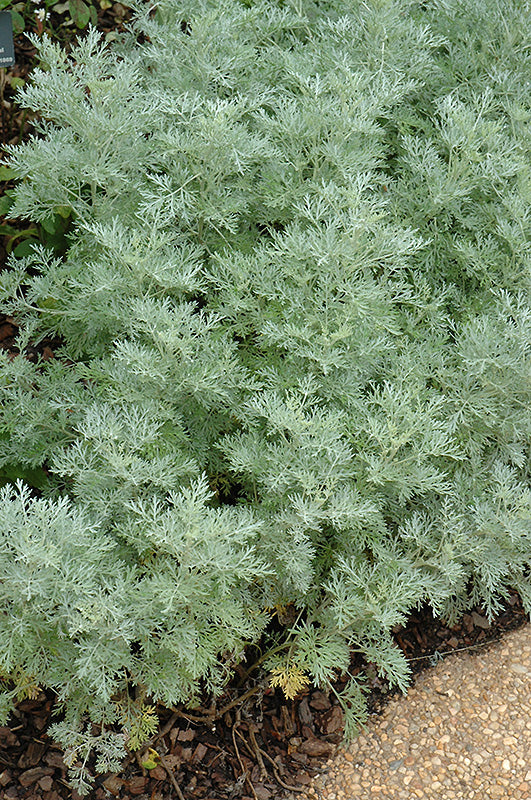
302,624,531,799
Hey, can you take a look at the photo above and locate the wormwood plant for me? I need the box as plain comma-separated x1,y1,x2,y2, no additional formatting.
1,0,531,790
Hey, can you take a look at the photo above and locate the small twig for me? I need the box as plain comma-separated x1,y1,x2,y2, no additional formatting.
134,750,144,772
155,711,180,742
235,726,305,793
236,640,291,688
256,744,306,793
249,726,268,781
234,727,255,759
159,751,186,800
405,637,499,663
173,683,263,724
232,712,258,800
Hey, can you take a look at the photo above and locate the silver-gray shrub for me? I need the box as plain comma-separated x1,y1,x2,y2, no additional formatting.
1,0,531,788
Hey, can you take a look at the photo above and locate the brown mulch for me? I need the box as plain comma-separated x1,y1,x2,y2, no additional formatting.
0,591,528,800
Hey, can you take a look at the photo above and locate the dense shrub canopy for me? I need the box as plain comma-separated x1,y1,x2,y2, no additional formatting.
1,0,530,788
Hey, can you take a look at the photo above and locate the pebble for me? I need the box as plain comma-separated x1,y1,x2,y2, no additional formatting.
509,663,528,674
388,759,403,770
303,626,531,800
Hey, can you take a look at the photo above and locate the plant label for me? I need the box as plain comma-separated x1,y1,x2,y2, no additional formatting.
0,12,15,67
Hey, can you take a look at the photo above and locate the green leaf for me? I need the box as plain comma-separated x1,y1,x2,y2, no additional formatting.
10,9,24,36
68,0,90,28
12,238,38,258
2,225,38,250
141,748,161,770
141,758,159,770
40,215,62,235
0,693,13,726
0,166,16,181
0,196,14,217
0,191,16,218
0,464,49,490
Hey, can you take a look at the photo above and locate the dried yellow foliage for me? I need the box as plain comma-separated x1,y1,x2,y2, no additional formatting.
269,665,310,700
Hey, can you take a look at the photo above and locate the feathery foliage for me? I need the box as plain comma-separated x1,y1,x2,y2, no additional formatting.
1,0,531,789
